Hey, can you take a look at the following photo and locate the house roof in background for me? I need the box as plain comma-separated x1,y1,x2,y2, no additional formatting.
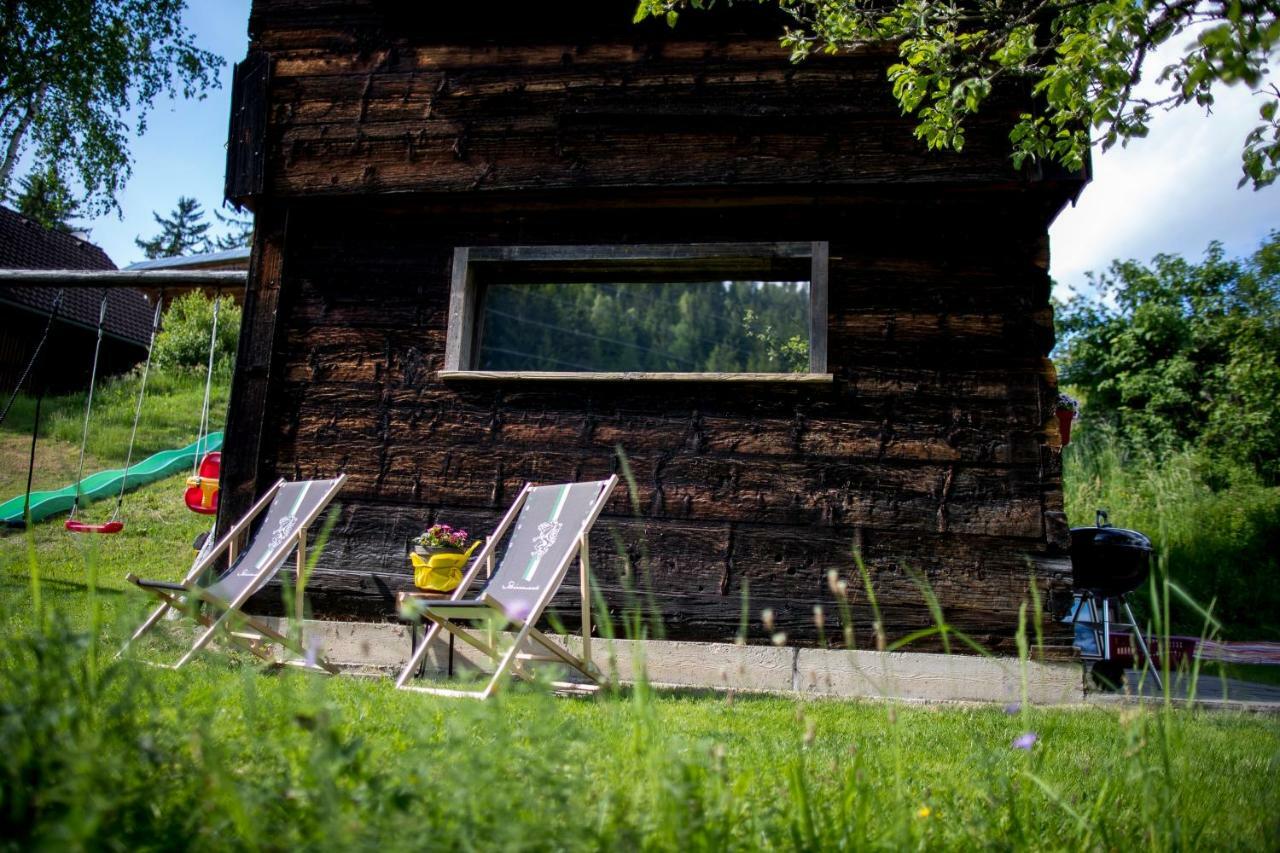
0,205,116,271
126,246,250,270
0,206,153,348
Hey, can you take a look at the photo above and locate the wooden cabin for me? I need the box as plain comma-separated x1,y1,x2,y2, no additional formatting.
221,1,1088,656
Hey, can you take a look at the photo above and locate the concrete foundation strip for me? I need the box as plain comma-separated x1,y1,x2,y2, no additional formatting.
258,617,1088,705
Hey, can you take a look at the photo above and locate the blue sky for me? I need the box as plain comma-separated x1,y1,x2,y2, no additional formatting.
68,1,1280,290
75,0,253,267
1049,35,1280,296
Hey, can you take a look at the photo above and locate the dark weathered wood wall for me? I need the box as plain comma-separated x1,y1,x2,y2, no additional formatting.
223,0,1085,656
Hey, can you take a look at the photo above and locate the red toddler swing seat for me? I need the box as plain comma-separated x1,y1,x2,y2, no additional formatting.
184,451,221,515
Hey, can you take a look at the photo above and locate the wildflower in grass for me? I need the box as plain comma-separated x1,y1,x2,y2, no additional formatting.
1003,702,1021,715
827,569,841,596
761,608,775,631
812,605,825,631
1013,732,1038,750
772,631,788,646
917,805,932,819
803,718,816,746
305,636,322,668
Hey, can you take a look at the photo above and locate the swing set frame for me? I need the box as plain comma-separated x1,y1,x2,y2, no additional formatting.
0,271,245,535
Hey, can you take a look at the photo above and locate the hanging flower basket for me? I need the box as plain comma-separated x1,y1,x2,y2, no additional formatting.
1055,392,1079,447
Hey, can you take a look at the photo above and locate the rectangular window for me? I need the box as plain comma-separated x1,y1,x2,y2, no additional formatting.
443,243,830,382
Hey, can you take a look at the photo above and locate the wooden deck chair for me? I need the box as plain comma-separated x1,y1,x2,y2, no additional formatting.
396,475,618,699
120,476,346,673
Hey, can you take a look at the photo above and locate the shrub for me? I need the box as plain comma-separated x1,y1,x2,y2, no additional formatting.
1063,424,1280,640
153,291,240,372
1055,233,1280,484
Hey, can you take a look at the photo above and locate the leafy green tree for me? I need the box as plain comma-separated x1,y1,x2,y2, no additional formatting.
638,0,1280,188
153,290,241,371
1056,232,1280,483
742,308,809,372
12,162,79,231
477,280,810,372
0,0,223,214
135,196,211,259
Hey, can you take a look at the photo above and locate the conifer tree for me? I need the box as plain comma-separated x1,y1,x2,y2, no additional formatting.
12,163,79,231
134,196,211,259
211,209,253,251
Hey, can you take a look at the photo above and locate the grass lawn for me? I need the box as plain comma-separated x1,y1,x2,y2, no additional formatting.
1062,429,1280,642
2,474,1279,850
0,367,227,498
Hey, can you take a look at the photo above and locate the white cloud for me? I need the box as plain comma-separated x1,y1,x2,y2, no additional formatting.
1050,39,1280,299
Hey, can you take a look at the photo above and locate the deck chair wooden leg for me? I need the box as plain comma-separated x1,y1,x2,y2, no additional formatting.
396,622,445,687
580,534,592,673
119,601,172,658
227,611,340,674
481,619,541,700
397,616,520,697
430,615,502,660
527,627,600,682
135,584,282,666
173,606,237,669
214,620,281,666
294,527,307,623
119,583,195,659
399,616,536,689
529,626,596,676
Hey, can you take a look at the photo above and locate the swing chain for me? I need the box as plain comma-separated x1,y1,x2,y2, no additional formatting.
70,290,110,520
0,288,65,431
194,287,222,477
12,291,67,528
111,293,165,522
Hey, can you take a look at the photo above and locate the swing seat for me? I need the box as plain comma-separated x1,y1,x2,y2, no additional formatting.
184,451,221,515
65,519,124,535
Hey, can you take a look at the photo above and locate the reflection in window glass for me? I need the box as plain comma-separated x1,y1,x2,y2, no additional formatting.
476,281,810,373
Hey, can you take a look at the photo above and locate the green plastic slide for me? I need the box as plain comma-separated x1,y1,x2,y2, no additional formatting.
0,432,223,526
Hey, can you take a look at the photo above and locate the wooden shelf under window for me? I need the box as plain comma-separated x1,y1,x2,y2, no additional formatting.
439,370,835,383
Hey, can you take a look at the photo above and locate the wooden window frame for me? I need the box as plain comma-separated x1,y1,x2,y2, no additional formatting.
441,242,831,383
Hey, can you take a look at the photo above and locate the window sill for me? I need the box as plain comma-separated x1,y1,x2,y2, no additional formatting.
439,370,835,384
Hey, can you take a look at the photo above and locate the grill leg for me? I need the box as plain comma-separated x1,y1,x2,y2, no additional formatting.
1070,593,1110,661
1102,598,1111,661
1121,597,1163,693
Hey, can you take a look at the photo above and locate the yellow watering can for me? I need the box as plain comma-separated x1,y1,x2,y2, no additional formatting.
410,539,482,592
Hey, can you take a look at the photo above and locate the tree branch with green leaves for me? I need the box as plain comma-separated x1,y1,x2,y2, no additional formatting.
637,0,1280,188
0,0,224,215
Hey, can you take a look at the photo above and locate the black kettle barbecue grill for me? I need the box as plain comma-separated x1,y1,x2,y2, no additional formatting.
1068,510,1161,690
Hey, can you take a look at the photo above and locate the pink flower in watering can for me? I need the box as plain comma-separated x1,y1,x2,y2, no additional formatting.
413,523,470,552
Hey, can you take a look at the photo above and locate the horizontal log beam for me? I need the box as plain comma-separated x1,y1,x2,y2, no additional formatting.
0,269,247,289
439,371,835,383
